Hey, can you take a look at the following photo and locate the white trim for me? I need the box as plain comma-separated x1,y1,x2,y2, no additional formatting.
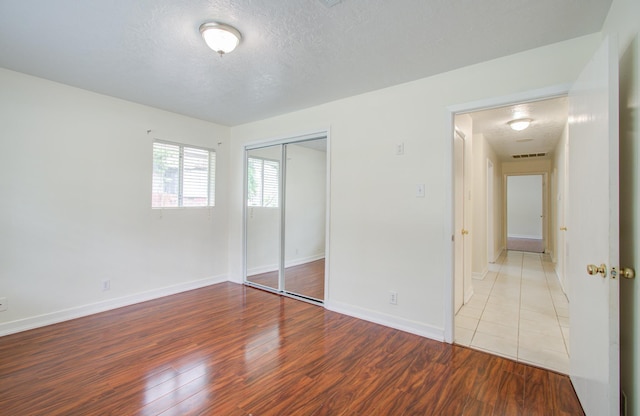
444,84,572,346
286,254,325,268
246,264,279,276
0,274,227,337
246,254,326,276
242,128,331,303
325,300,444,342
472,269,488,280
464,289,475,304
508,233,543,239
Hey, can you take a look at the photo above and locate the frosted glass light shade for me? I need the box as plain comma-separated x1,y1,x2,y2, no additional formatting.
508,118,532,131
200,23,241,55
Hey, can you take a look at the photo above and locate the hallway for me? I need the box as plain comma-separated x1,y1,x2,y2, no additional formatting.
455,251,569,374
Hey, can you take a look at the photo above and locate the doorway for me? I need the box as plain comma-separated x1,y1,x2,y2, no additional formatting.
451,94,570,374
506,174,544,253
244,134,329,304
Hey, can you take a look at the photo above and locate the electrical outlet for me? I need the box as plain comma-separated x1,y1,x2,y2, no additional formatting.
0,297,7,312
395,143,404,156
389,291,398,305
102,280,111,291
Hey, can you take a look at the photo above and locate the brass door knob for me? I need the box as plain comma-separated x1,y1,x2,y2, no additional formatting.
587,264,607,278
621,267,635,279
560,226,567,231
461,229,469,235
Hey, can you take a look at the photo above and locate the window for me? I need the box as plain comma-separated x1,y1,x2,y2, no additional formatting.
247,157,279,207
152,140,215,208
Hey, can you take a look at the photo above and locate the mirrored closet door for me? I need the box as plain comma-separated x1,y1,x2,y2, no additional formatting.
244,136,327,303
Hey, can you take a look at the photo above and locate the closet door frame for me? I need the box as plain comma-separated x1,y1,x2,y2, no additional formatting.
243,129,330,305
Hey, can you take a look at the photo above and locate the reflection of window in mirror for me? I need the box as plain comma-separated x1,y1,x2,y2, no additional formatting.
247,156,279,208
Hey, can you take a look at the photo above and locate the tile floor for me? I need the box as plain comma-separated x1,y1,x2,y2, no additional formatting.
455,250,570,374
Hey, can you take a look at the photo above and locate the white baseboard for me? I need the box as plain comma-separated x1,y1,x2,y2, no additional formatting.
508,234,543,240
554,267,568,297
464,289,475,304
247,263,278,276
0,274,227,337
472,268,488,280
285,254,325,268
247,254,325,276
325,300,444,342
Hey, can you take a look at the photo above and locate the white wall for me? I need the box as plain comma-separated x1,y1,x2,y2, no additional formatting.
0,69,230,335
507,175,543,239
245,143,327,275
284,143,327,266
246,145,282,275
602,0,640,413
228,34,601,340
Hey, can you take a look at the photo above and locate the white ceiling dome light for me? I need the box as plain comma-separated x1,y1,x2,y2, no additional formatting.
508,118,532,131
199,22,242,55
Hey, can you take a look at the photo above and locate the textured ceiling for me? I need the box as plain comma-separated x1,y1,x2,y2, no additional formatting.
466,97,568,161
0,0,611,126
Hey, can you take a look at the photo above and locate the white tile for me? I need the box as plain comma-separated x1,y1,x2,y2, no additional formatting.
456,315,479,331
454,327,474,346
518,345,569,374
476,320,518,341
483,301,518,315
464,296,487,310
554,305,569,318
520,302,556,315
561,326,570,346
519,318,563,338
457,304,484,319
520,308,557,322
481,309,519,328
519,329,567,354
470,332,518,359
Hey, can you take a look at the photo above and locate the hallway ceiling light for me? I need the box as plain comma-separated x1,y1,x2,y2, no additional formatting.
199,22,242,55
508,118,532,131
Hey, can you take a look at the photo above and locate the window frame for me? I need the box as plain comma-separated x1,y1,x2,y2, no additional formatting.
247,156,280,208
152,139,216,209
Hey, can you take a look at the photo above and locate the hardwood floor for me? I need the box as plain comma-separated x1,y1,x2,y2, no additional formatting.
247,259,325,300
0,283,584,415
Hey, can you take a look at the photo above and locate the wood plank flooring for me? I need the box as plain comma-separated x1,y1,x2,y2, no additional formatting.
0,283,584,415
247,259,325,300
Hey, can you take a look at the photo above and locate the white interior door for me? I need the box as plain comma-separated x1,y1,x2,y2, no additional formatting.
453,131,465,313
487,159,494,263
567,36,619,415
506,175,543,240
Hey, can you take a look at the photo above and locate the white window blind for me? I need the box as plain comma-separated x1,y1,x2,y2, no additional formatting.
152,141,216,208
247,157,279,207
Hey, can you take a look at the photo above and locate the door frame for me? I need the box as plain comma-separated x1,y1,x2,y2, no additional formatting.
444,84,570,343
504,172,548,253
487,159,495,264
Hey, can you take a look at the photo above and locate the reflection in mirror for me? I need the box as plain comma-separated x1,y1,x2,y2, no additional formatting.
245,145,282,291
284,139,326,301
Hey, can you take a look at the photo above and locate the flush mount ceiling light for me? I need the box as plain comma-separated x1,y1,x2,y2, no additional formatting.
199,22,242,55
508,118,532,131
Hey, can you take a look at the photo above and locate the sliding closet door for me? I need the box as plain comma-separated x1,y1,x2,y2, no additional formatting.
283,139,327,301
245,145,282,291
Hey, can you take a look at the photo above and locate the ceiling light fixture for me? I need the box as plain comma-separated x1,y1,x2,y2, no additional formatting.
199,22,242,55
508,118,532,131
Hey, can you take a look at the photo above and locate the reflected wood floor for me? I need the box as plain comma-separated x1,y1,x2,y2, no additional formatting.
0,283,584,415
248,259,324,300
